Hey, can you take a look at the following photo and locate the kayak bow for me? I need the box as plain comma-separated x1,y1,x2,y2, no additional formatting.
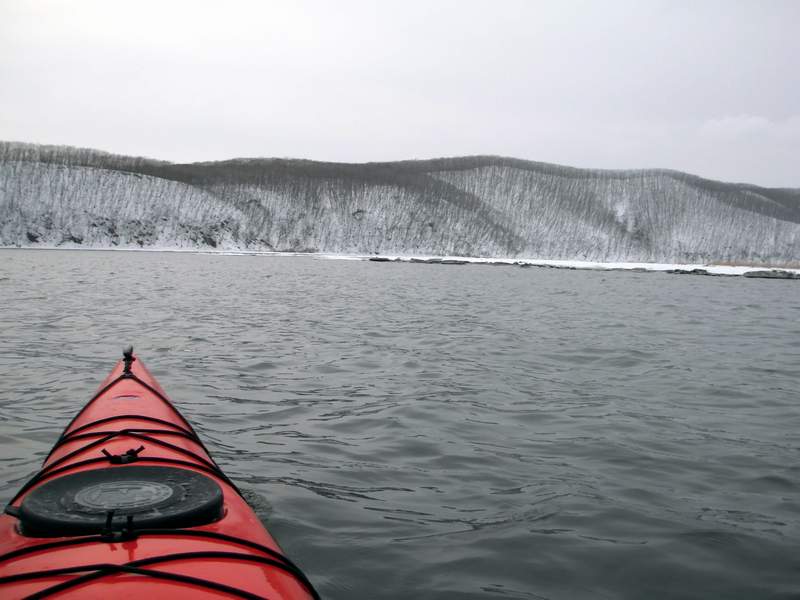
0,348,319,599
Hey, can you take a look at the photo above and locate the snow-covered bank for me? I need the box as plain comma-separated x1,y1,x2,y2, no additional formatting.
320,253,800,278
4,246,797,279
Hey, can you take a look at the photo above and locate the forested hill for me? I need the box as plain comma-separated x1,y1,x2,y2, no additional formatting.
1,141,799,264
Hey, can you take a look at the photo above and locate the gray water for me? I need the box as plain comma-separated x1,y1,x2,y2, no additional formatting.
0,249,798,599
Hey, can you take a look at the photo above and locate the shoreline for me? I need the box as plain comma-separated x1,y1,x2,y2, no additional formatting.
2,245,798,279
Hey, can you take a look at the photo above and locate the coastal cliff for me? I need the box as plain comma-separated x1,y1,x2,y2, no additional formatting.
1,142,798,264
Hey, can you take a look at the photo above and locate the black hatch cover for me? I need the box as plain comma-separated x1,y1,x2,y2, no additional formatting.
19,466,223,537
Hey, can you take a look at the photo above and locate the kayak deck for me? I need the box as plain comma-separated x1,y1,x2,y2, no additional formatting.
0,350,318,599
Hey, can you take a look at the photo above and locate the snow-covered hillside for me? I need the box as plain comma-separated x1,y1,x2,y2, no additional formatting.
1,142,798,264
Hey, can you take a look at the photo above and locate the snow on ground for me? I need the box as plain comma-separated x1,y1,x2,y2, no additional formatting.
317,253,800,277
3,246,799,277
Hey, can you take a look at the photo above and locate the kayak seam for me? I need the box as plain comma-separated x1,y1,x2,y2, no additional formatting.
59,371,196,444
2,550,319,600
39,429,221,480
47,415,196,459
0,529,294,567
22,561,269,600
50,428,198,451
57,372,227,486
0,528,318,596
66,414,193,437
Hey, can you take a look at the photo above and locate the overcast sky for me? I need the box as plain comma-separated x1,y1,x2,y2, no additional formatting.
1,0,798,187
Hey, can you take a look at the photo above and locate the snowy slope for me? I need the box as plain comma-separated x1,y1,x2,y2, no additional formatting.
1,142,798,264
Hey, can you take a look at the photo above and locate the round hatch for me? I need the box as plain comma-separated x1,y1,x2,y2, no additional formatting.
19,466,223,537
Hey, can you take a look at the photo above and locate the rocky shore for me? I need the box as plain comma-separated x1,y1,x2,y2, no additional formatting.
367,255,800,279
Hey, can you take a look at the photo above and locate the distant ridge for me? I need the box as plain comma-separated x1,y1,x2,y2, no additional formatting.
1,141,798,265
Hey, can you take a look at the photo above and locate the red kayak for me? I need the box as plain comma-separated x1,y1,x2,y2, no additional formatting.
0,349,319,599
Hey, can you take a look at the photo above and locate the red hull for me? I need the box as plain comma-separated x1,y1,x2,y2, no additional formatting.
0,353,317,599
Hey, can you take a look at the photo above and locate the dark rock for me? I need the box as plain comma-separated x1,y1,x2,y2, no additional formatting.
26,231,40,242
666,268,709,275
743,270,798,279
441,259,468,265
201,232,218,248
369,257,391,262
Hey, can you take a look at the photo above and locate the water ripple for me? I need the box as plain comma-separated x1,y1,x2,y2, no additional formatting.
1,250,799,599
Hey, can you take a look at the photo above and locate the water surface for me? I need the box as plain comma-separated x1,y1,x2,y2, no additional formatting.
1,250,798,599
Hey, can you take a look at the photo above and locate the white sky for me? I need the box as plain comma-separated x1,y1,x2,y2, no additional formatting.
1,0,798,187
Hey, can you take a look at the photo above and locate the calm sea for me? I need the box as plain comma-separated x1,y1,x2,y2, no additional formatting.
1,249,798,599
